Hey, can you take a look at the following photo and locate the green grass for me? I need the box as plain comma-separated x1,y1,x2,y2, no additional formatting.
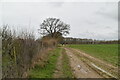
67,44,118,66
62,49,73,78
29,48,62,78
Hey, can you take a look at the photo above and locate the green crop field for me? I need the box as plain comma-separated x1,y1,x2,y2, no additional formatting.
67,44,118,66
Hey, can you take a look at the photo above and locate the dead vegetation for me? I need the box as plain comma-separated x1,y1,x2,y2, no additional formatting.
1,25,58,78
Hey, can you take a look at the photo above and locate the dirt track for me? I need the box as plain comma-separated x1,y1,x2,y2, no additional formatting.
64,47,119,79
53,47,118,78
65,48,103,78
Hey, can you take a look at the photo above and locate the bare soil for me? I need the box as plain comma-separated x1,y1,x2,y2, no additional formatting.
64,48,102,78
64,47,118,78
68,48,118,78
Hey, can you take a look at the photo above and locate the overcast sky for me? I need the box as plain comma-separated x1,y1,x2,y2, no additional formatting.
1,1,118,40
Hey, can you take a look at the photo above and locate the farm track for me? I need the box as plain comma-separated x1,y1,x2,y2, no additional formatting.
64,47,118,79
68,47,118,78
64,48,102,78
29,47,118,78
70,48,118,70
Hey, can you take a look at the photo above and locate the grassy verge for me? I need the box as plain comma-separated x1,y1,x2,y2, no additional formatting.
28,48,61,78
67,44,118,66
62,49,73,78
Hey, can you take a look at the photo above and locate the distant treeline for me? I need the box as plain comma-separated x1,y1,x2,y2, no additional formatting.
62,37,118,44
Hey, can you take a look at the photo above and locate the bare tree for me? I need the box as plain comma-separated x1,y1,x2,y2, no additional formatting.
39,18,70,38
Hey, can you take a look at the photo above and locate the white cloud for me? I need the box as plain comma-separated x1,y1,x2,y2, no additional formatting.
1,2,118,40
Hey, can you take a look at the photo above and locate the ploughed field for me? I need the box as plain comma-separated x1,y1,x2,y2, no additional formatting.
67,44,118,67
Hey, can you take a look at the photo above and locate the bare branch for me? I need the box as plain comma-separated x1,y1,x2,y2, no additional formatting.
39,18,70,38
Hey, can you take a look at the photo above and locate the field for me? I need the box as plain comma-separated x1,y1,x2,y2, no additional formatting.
2,26,118,78
67,44,118,66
